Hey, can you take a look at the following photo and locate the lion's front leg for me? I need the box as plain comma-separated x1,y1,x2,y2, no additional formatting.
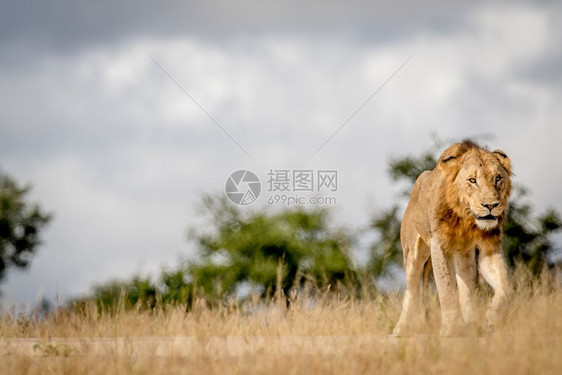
454,250,476,327
430,238,464,336
478,246,512,332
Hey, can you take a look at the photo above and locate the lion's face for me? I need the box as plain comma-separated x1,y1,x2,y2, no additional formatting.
439,142,512,232
454,153,511,230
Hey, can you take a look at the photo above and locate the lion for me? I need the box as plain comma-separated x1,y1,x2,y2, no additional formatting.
392,140,513,337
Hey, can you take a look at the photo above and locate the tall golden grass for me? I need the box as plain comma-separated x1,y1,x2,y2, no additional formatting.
1,270,561,374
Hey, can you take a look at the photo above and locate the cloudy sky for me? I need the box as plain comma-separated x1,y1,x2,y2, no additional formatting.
1,0,561,307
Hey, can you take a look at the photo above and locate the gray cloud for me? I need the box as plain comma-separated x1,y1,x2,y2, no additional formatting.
0,1,482,53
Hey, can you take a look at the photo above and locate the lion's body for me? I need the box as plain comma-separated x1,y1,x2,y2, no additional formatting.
393,141,513,336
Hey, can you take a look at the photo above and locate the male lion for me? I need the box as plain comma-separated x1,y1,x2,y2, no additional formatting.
393,140,512,337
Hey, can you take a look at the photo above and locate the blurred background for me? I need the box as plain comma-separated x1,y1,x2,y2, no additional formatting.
1,0,561,309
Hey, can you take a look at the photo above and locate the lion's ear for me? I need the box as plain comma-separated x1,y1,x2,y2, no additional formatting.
493,149,512,175
439,144,462,165
438,140,477,165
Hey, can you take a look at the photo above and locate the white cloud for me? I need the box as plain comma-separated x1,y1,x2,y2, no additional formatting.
468,4,549,74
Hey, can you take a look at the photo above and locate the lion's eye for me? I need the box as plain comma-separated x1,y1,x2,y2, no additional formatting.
495,175,502,184
468,178,477,184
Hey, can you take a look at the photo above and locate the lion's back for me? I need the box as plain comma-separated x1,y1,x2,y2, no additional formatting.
401,170,436,249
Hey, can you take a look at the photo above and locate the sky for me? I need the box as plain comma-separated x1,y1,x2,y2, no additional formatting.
1,0,561,307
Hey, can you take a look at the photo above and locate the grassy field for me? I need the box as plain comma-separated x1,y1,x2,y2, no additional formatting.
1,275,561,374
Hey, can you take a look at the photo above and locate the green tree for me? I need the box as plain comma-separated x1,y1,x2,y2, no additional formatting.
503,187,561,274
74,195,359,311
80,276,159,313
368,141,561,277
187,195,358,304
0,172,51,286
160,268,194,307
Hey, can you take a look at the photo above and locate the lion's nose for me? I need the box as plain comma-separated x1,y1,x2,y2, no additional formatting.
481,202,499,211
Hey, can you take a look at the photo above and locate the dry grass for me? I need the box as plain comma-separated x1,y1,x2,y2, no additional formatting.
1,275,561,375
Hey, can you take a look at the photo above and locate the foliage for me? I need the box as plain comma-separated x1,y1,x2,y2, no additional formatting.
503,188,561,274
187,195,359,303
0,172,51,285
76,276,159,313
74,195,359,310
160,269,194,307
388,152,438,190
367,206,402,276
367,141,561,276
